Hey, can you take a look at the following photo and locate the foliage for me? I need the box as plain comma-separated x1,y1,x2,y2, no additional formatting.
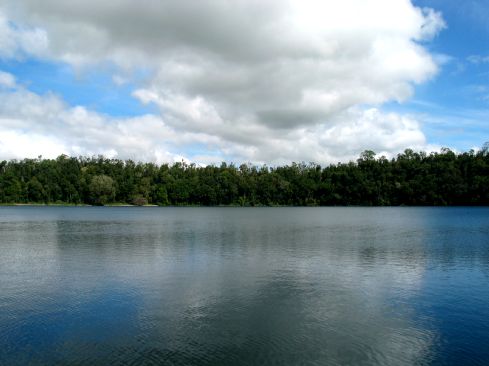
89,174,116,205
1,148,489,206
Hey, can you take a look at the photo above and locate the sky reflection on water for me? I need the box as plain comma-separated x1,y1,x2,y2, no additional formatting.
0,207,488,365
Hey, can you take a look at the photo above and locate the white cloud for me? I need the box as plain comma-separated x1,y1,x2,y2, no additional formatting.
0,78,180,162
0,75,434,165
0,1,446,163
0,70,16,88
0,10,48,59
467,55,489,64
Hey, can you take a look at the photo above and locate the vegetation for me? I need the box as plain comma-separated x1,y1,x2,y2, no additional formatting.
1,147,489,206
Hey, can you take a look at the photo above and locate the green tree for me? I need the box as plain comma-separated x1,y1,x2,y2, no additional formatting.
27,177,46,202
89,175,116,205
153,186,169,206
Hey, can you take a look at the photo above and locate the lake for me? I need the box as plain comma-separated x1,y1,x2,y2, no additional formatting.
0,207,488,365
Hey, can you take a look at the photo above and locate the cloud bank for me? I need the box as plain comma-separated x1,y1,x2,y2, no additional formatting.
0,1,445,164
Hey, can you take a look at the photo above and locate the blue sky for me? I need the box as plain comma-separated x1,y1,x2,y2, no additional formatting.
0,59,155,117
399,0,489,150
0,0,487,164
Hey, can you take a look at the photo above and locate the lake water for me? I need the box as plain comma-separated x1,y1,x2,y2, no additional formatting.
0,207,488,365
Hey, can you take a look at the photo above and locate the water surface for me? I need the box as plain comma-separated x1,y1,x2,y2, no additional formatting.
1,207,488,365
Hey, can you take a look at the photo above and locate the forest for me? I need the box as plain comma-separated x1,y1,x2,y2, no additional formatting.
1,147,489,206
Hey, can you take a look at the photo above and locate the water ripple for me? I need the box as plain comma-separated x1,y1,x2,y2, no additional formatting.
1,207,489,365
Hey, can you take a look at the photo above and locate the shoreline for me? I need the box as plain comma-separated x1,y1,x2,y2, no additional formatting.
1,203,488,208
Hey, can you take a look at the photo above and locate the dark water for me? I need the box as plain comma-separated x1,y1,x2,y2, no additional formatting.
0,207,488,365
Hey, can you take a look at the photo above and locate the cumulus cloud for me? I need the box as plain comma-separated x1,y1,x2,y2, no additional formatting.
0,1,446,163
0,73,179,162
0,72,433,165
0,70,16,88
0,10,48,59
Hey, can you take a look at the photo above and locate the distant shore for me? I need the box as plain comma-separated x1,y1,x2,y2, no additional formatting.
0,203,159,207
2,149,489,207
2,203,488,208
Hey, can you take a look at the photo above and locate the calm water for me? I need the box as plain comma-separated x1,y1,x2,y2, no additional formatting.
0,207,488,365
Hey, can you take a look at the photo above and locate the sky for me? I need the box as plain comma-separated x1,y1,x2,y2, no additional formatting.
0,0,487,165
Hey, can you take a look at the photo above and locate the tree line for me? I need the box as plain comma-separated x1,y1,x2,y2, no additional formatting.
1,147,489,206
